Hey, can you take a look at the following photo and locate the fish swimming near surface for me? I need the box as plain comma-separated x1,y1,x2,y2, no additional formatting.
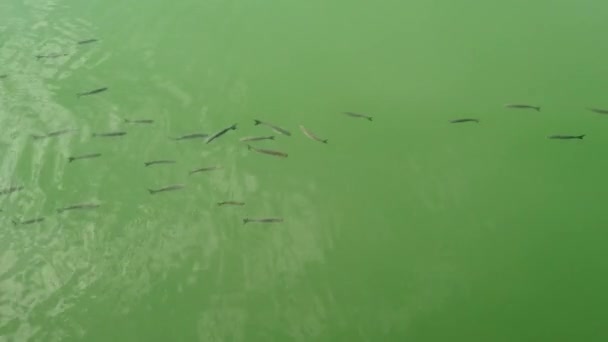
77,39,99,45
243,217,283,224
144,160,176,167
299,125,328,143
77,87,108,98
0,186,23,196
148,184,185,195
504,104,541,111
12,217,45,225
548,134,585,140
68,153,101,163
93,131,127,137
125,119,154,124
253,120,291,136
342,112,373,121
32,129,77,139
450,118,480,123
586,107,608,114
57,203,100,213
171,133,208,140
36,53,68,60
218,201,245,206
247,145,288,158
206,124,237,144
189,166,221,175
239,135,275,142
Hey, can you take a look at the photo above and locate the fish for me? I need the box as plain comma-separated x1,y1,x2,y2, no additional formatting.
68,153,101,163
343,112,373,121
504,104,540,111
93,131,127,137
12,217,45,225
299,125,328,143
587,107,608,114
36,53,68,59
217,201,245,206
125,119,154,124
148,184,185,195
206,124,237,144
450,118,479,123
247,145,288,158
253,120,291,136
0,186,23,196
57,203,100,213
144,160,176,167
170,133,209,140
77,87,108,98
239,135,275,142
189,166,221,175
0,74,7,79
243,217,283,224
548,134,585,140
32,129,77,139
77,39,98,45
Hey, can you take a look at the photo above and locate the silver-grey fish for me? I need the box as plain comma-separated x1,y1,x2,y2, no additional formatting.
77,39,98,45
206,124,237,144
504,104,540,111
587,107,608,114
171,133,209,140
148,184,185,195
57,203,100,213
548,134,585,140
0,186,23,196
243,217,283,224
144,160,176,167
77,87,108,97
189,166,221,175
36,53,68,59
247,145,288,158
68,153,101,163
299,125,328,144
239,135,275,142
450,118,479,123
218,201,245,206
125,119,154,124
343,112,373,121
32,129,77,139
93,131,126,137
12,217,45,225
253,120,291,136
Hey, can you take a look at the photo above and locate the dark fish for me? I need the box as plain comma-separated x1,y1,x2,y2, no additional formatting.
218,201,245,206
32,129,77,139
343,112,373,121
253,120,291,136
12,217,45,225
247,145,288,158
57,203,100,213
77,87,108,98
68,153,101,163
93,131,126,137
36,53,68,59
0,186,23,196
0,74,7,79
243,217,283,224
450,118,479,123
239,135,275,142
548,134,585,140
587,107,608,114
171,133,209,140
504,104,540,111
77,39,98,45
189,166,221,175
144,160,176,167
148,184,185,195
299,125,328,143
125,119,154,124
206,124,237,144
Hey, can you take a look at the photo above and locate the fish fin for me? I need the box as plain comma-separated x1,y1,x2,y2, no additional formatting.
578,135,586,139
253,120,262,126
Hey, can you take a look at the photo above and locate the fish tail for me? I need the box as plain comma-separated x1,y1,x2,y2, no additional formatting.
578,135,586,139
270,136,275,140
367,117,373,121
243,218,249,224
68,157,75,163
124,119,130,123
148,189,156,195
231,124,237,130
56,208,63,213
536,107,541,112
92,133,97,137
12,220,17,225
247,144,253,151
253,120,262,126
322,139,328,144
144,162,150,167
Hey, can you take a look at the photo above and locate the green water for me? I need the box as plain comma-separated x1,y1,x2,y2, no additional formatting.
2,0,608,341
